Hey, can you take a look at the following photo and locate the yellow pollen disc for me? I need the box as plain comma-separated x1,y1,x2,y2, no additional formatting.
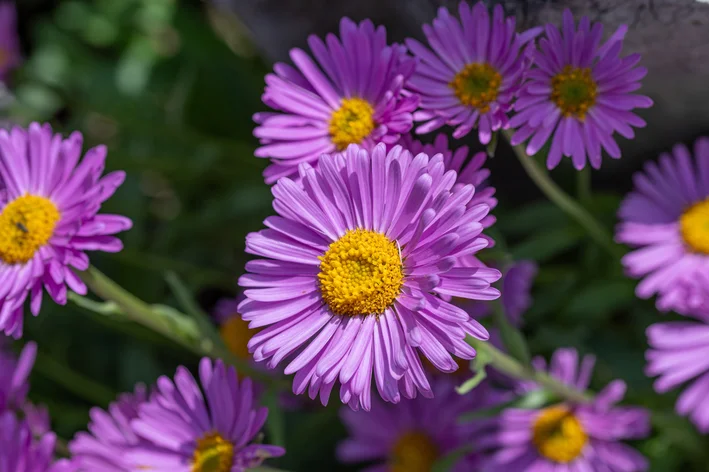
328,97,376,150
390,431,439,472
192,432,234,472
680,198,709,254
219,315,258,360
550,66,598,120
318,229,403,317
0,194,60,265
532,405,587,463
449,62,502,112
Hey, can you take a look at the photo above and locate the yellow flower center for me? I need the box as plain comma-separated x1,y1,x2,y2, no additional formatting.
532,405,587,463
318,229,403,317
550,66,597,120
328,98,376,150
450,63,502,112
390,431,439,472
0,194,60,265
192,432,234,472
219,314,257,360
680,198,709,254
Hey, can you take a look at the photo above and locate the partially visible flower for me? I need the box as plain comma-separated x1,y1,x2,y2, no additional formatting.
338,378,502,472
22,402,50,437
0,411,74,472
254,17,417,183
509,9,652,170
129,358,285,471
645,315,709,433
0,2,21,82
239,143,499,410
487,348,650,471
616,137,709,315
69,384,149,472
406,2,540,143
214,295,258,361
0,340,35,411
0,123,132,338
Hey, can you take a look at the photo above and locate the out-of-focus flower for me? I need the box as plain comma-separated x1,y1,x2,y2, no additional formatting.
0,411,74,472
0,123,132,338
214,295,258,361
129,358,285,471
253,18,417,183
0,340,35,412
616,137,709,315
487,348,650,471
509,9,652,170
406,2,540,143
239,143,500,410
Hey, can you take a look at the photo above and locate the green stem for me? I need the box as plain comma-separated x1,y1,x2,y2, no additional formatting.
502,130,623,260
469,337,591,404
577,167,592,205
78,267,288,388
33,350,115,406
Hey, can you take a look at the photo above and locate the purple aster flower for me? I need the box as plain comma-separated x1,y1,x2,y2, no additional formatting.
616,137,709,315
129,357,285,471
406,2,540,143
0,2,21,82
509,9,652,170
69,384,149,472
0,340,35,411
239,143,500,411
338,378,502,472
22,401,50,437
253,17,417,184
214,295,258,362
0,411,74,472
488,348,650,471
645,316,709,433
0,123,132,338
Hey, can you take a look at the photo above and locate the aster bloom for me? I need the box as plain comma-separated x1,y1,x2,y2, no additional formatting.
0,411,74,472
509,9,652,170
645,314,709,433
0,2,21,82
488,348,650,471
616,137,709,315
406,2,540,143
253,17,418,183
0,340,36,411
239,143,500,411
129,357,285,471
338,378,501,472
0,123,132,338
69,385,149,472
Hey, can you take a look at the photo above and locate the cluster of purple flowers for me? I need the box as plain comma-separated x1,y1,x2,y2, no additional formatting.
7,0,709,470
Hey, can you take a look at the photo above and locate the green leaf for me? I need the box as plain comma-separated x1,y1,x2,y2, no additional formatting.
564,279,636,322
497,201,567,236
511,226,583,262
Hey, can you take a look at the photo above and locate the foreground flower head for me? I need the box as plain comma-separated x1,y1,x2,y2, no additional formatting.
509,9,652,170
338,378,501,472
646,315,709,433
69,385,148,472
406,2,540,143
0,340,36,412
616,137,709,315
0,411,74,472
0,2,21,82
488,348,650,471
0,123,132,338
254,17,417,184
129,358,285,471
239,143,500,410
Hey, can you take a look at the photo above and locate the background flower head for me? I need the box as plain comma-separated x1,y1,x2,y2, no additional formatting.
616,137,709,316
406,1,540,143
488,348,650,471
338,377,501,472
69,384,149,472
0,123,132,338
0,339,35,412
129,357,284,471
0,2,21,82
254,17,417,184
239,143,500,410
0,411,73,472
509,9,652,170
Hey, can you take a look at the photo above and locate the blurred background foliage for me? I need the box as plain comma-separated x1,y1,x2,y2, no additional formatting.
5,1,708,471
